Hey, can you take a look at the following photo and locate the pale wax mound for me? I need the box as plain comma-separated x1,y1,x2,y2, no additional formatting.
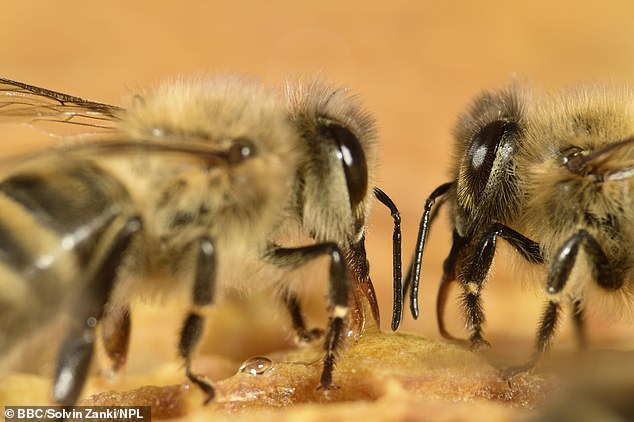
0,327,550,421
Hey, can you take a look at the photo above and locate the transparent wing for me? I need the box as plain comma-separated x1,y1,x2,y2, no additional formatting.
0,77,123,134
0,78,252,174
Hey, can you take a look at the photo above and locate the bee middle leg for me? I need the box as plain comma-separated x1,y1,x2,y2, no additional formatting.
462,223,542,350
178,236,216,403
267,242,349,391
505,229,623,377
53,216,142,405
283,290,323,342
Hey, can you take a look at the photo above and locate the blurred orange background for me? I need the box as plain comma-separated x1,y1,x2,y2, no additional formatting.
2,0,634,369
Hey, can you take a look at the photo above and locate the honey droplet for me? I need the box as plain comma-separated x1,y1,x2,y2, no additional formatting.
239,356,273,375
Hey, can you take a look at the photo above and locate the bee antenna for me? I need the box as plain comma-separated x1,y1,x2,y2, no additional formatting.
373,187,403,331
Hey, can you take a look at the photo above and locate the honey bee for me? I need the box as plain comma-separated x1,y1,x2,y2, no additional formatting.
396,82,634,374
0,75,402,405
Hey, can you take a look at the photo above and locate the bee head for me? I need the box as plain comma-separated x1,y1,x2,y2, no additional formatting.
284,78,378,245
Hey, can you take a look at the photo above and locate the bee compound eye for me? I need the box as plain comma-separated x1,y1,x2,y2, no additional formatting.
465,119,520,196
320,123,369,209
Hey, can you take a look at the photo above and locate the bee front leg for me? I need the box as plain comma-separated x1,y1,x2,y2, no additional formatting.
267,243,350,391
53,217,142,405
463,223,542,351
178,236,216,403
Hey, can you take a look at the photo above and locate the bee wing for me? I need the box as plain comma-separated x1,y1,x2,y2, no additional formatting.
0,78,251,170
0,77,123,135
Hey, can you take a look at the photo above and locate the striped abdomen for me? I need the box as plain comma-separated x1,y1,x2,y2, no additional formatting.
0,158,131,354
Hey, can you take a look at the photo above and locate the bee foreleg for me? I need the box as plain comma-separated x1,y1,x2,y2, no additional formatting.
178,236,216,404
282,289,323,342
266,242,349,391
463,223,542,350
53,216,142,405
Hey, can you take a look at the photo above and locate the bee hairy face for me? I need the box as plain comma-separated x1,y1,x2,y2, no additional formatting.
284,79,379,245
401,81,634,377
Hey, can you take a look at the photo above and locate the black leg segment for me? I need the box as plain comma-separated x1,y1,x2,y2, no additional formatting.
193,236,216,305
547,229,623,294
53,216,141,405
53,325,96,406
179,312,215,403
506,230,623,377
178,236,217,403
461,223,542,349
283,290,323,342
504,300,561,378
267,242,350,390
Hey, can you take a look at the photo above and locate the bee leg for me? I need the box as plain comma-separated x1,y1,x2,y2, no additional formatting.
283,290,323,342
541,230,621,358
100,304,131,371
437,229,468,341
503,300,561,378
267,243,349,391
552,230,623,292
178,236,216,404
464,223,542,350
506,229,621,377
53,216,142,405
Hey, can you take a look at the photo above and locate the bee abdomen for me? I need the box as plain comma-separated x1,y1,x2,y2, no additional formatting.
0,159,131,354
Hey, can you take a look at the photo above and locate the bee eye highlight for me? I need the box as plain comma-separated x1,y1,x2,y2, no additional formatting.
228,138,256,163
320,123,368,209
